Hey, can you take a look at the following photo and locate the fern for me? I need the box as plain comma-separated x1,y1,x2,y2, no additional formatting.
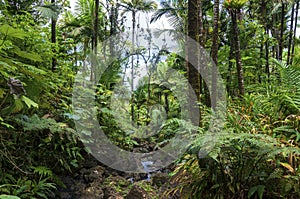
32,166,53,179
165,131,300,198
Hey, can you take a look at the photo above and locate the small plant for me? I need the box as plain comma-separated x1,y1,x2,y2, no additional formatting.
0,166,56,199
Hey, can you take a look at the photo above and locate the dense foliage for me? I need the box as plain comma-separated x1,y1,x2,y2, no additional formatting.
0,0,300,198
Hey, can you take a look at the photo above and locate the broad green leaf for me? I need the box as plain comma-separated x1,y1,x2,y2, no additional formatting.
0,24,27,39
0,195,21,199
248,185,265,199
21,96,39,108
256,185,265,199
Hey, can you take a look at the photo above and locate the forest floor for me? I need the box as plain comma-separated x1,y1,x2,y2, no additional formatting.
54,154,175,199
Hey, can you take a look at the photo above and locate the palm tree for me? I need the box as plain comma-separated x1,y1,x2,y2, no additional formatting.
61,0,108,76
224,0,247,97
119,0,157,122
72,0,103,53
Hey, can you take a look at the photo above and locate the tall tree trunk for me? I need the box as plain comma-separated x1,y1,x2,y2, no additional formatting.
261,0,270,80
227,33,234,96
51,0,57,72
265,28,270,80
197,0,204,124
187,0,200,99
279,1,285,61
291,1,299,65
198,0,204,98
94,0,99,54
90,0,100,81
131,11,136,122
259,43,263,83
187,0,200,124
231,9,245,96
211,0,219,110
109,0,118,57
271,13,279,59
287,3,295,65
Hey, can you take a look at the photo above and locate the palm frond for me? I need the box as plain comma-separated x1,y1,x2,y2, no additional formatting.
150,1,184,30
35,4,60,20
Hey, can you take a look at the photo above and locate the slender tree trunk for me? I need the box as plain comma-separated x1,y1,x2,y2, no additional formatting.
211,0,219,110
198,0,204,97
131,11,136,122
287,3,295,65
51,0,57,72
89,0,99,81
231,9,245,96
164,93,169,117
74,46,77,72
291,1,299,65
271,13,279,59
201,11,211,107
94,0,99,54
199,6,213,105
227,33,234,96
197,0,204,124
109,0,118,57
259,43,263,83
279,1,285,61
265,28,270,80
261,0,270,80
